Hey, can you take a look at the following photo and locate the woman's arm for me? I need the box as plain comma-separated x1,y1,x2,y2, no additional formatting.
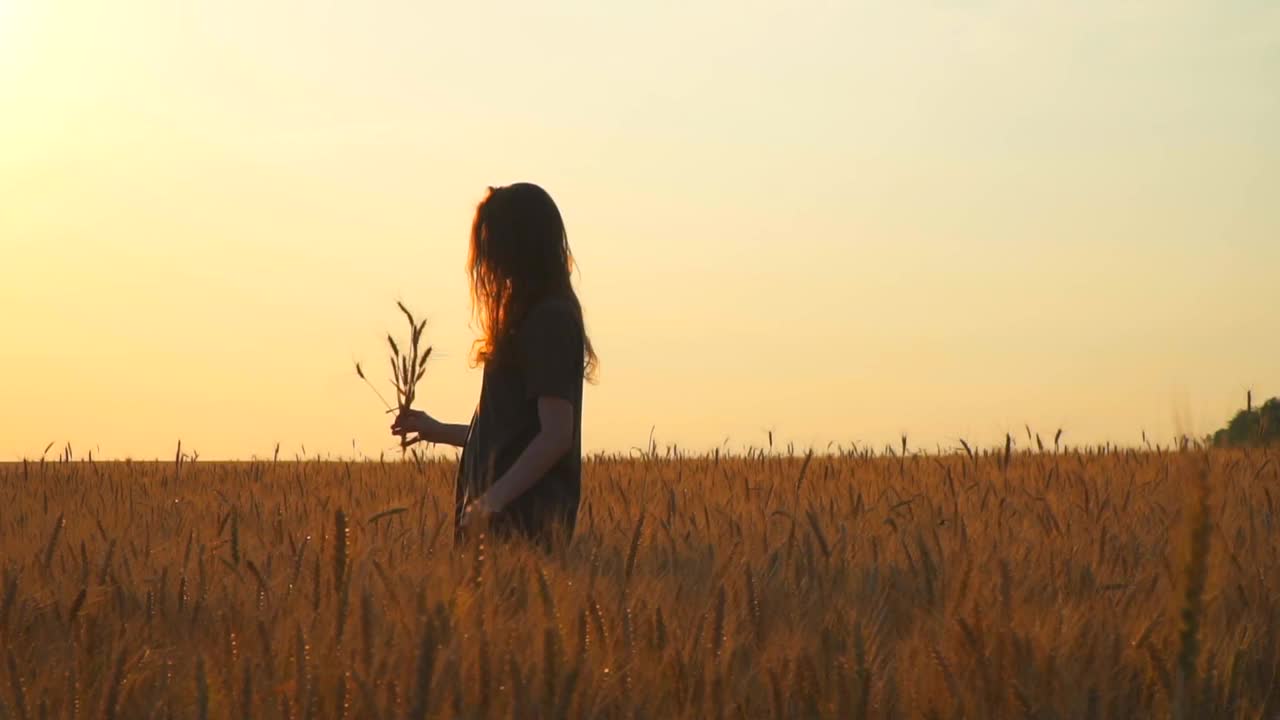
391,410,470,448
472,396,574,514
423,422,471,448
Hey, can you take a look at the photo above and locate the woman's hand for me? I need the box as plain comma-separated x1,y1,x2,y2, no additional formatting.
391,408,443,445
389,412,471,449
458,495,500,534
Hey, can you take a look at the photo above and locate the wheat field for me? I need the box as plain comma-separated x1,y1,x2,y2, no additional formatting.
0,444,1277,718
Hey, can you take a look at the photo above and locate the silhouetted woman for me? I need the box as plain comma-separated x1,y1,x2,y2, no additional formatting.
392,183,597,547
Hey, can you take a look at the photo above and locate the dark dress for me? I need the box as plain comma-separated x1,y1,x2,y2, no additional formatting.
455,296,585,545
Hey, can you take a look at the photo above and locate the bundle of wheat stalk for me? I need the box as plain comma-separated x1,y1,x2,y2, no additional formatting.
356,301,432,448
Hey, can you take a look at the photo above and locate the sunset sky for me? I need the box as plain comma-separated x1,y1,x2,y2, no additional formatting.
2,1,1277,459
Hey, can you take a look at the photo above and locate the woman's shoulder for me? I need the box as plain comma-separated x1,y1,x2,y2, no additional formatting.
516,296,584,354
523,295,582,328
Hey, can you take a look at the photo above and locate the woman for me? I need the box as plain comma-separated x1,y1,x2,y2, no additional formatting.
392,183,597,547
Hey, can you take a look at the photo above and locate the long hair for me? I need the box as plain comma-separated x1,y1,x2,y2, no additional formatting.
469,183,598,381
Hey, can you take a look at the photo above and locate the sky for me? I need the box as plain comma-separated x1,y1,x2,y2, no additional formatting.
1,1,1278,459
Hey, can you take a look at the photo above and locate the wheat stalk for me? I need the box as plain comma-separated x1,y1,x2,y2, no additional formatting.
356,302,434,447
1173,462,1213,720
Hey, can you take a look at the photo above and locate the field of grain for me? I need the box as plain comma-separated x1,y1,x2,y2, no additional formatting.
1,445,1277,718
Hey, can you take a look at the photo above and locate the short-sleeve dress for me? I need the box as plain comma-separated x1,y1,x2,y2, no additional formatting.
455,296,585,545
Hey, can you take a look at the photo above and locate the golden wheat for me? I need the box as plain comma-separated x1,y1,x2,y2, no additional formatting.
0,446,1276,717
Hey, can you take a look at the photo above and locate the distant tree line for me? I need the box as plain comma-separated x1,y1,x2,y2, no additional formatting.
1213,394,1280,447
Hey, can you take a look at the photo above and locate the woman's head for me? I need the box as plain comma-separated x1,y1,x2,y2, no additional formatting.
469,183,597,379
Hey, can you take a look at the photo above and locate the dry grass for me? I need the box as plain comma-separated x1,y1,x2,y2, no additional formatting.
0,445,1278,718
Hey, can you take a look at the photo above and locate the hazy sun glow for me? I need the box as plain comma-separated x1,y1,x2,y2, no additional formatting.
2,1,1278,459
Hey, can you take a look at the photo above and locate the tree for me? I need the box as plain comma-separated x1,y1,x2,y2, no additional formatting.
1213,396,1280,447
